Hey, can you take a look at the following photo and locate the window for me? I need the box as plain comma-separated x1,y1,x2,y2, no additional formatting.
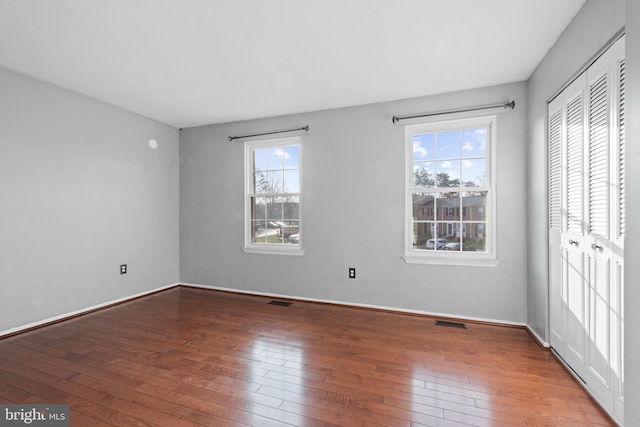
244,137,303,255
405,116,496,266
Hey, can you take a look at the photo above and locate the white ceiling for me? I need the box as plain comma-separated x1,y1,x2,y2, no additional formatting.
0,0,585,128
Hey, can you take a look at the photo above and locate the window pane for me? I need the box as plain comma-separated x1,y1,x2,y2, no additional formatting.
281,221,299,244
266,197,284,222
283,196,299,219
461,158,486,187
412,193,435,221
252,220,268,244
283,145,300,169
267,147,285,170
413,133,435,162
254,172,269,194
433,222,448,239
413,221,434,249
436,130,460,158
461,128,487,157
462,192,487,220
437,193,461,220
440,223,462,251
423,224,451,251
254,148,268,172
436,160,461,187
283,170,299,193
463,223,486,252
268,233,284,244
437,222,484,252
252,197,267,220
413,162,435,188
266,171,283,193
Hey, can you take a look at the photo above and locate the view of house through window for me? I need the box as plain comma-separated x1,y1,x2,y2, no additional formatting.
245,138,301,249
406,117,494,256
412,191,487,252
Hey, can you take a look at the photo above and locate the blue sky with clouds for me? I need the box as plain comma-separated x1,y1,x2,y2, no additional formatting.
413,128,486,187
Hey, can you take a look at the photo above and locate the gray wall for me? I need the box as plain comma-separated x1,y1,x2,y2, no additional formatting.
526,0,625,341
181,82,528,323
0,67,180,333
625,0,640,424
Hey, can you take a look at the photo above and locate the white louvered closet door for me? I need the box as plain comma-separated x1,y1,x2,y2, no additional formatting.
548,35,625,425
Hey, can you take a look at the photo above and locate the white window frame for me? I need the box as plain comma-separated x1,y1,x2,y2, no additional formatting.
404,115,498,266
243,136,304,256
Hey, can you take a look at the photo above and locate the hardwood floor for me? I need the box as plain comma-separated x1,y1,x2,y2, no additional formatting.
0,286,615,426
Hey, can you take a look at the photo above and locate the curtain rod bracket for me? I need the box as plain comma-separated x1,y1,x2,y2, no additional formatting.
392,101,515,124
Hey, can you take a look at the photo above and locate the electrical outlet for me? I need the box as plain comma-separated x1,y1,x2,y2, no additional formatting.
120,264,127,274
348,267,356,279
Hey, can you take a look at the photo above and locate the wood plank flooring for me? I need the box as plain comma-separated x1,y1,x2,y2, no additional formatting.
0,286,616,426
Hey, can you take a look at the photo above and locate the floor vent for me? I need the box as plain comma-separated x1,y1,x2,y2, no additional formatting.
435,320,467,329
268,300,293,306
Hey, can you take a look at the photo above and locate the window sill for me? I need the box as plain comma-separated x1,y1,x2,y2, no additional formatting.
402,253,499,267
243,245,305,256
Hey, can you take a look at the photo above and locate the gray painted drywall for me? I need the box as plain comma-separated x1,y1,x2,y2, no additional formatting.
0,67,180,333
526,0,625,340
180,82,528,323
625,0,640,425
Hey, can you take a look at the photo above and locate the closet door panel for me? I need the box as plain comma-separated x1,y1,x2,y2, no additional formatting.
548,35,624,425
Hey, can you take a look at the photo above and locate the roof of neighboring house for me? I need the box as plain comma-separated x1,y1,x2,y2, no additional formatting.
413,194,486,208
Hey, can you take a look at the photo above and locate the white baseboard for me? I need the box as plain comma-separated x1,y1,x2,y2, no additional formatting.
526,324,550,348
0,282,180,338
2,281,542,342
180,282,528,328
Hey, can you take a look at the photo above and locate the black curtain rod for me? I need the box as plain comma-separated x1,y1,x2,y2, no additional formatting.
228,126,309,142
392,101,515,124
